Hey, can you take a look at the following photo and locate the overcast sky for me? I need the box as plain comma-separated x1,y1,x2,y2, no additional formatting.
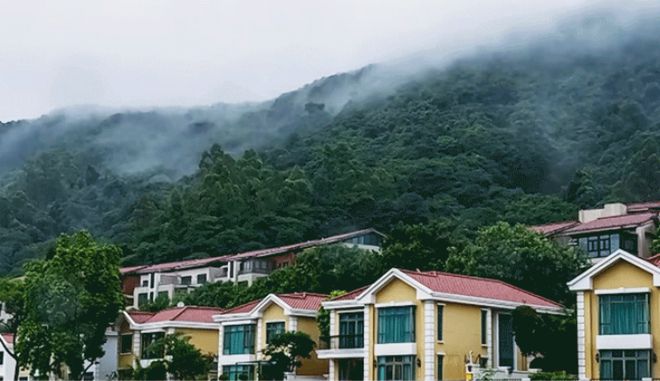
0,0,636,122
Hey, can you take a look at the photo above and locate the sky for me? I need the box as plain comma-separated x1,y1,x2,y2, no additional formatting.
0,0,633,122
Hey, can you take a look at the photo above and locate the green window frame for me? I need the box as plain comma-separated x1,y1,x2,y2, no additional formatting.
377,356,415,381
120,333,133,354
437,354,444,381
339,312,364,349
266,321,285,344
599,293,649,335
600,350,650,380
196,273,207,284
141,332,164,359
222,365,256,381
223,324,256,355
481,310,488,345
377,306,415,344
437,305,443,341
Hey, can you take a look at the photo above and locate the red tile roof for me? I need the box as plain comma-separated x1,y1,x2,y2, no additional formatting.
646,253,660,267
402,270,562,308
1,333,14,345
121,228,383,275
128,306,224,324
328,270,562,309
563,212,657,234
627,201,660,213
221,292,328,315
330,286,369,301
529,221,579,236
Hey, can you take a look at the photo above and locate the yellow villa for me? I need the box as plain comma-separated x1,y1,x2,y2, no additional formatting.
568,249,660,381
318,268,564,381
213,292,329,381
117,305,223,378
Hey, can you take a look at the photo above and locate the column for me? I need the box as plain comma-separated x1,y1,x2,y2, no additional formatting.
256,318,263,359
423,301,435,381
218,325,224,376
289,316,298,331
329,311,337,381
576,292,587,380
363,306,370,381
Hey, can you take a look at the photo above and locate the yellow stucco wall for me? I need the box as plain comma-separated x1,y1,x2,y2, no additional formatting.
583,260,658,379
261,302,287,349
374,278,426,381
175,328,219,356
118,321,135,369
436,303,488,380
296,316,329,376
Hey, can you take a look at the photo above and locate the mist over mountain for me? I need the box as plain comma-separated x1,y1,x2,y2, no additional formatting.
1,10,660,275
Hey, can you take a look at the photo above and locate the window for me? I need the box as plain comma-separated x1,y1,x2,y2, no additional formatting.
120,334,133,354
222,365,255,381
339,312,364,349
438,354,444,381
0,351,3,365
599,293,649,335
376,356,415,381
600,350,650,380
141,332,165,359
481,310,488,345
377,306,415,344
197,273,207,284
137,293,149,307
437,305,444,341
578,233,620,258
83,372,94,381
266,322,285,344
223,324,256,355
498,313,514,368
181,276,192,285
141,280,148,287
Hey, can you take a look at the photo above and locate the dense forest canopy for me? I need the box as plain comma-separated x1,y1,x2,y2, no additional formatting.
1,16,660,275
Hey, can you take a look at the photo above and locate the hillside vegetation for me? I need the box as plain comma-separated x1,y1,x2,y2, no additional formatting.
1,20,660,275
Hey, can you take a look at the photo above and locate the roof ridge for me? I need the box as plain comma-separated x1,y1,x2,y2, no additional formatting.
400,269,563,308
590,211,656,220
529,220,578,227
279,292,328,298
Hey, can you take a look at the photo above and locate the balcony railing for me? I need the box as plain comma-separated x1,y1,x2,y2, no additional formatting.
319,334,364,350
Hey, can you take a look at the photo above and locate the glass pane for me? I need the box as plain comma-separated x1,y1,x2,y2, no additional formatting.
613,360,623,380
498,314,514,367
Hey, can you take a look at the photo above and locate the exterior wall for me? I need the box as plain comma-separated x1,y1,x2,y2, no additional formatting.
175,328,219,356
260,303,288,349
118,320,136,369
637,222,657,259
583,260,658,379
436,303,488,380
373,278,426,381
296,316,329,376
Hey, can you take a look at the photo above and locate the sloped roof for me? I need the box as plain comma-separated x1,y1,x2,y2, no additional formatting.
128,306,224,324
220,292,328,315
121,228,383,275
223,228,383,261
399,269,562,309
563,212,657,234
529,221,579,236
330,286,369,301
627,201,660,213
646,253,660,267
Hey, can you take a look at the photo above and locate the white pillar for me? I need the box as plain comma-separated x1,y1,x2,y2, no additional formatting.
257,318,263,358
363,305,371,381
328,360,335,381
423,301,435,381
576,292,586,380
218,325,224,375
328,311,337,381
289,316,298,332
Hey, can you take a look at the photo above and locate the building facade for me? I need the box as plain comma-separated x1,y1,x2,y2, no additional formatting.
121,229,384,309
318,269,564,381
117,305,223,378
213,293,329,381
530,202,659,262
568,249,660,381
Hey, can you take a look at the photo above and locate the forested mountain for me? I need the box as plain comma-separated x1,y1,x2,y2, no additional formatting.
1,17,660,275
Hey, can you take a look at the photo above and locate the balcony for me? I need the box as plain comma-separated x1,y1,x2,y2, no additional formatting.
317,334,365,359
237,259,272,275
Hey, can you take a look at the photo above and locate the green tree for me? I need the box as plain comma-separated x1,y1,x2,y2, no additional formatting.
17,231,123,380
512,306,577,373
147,334,213,380
0,278,25,381
316,290,347,343
446,222,588,305
261,331,315,381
